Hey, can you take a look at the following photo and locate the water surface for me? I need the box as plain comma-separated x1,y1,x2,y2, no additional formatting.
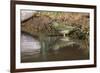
21,33,89,63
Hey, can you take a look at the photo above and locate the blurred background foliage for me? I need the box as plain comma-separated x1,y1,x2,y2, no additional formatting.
22,11,89,40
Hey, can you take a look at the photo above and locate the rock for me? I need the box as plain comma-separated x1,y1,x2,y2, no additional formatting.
21,11,36,21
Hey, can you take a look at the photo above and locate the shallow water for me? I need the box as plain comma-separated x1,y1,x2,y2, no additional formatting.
21,33,89,63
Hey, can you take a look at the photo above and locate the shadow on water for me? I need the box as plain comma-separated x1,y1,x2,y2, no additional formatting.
21,32,89,63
